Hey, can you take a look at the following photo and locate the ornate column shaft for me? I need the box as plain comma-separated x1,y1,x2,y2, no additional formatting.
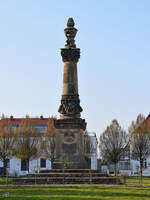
54,18,86,130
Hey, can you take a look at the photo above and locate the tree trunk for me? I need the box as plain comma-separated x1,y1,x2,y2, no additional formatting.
114,163,117,176
26,159,29,173
51,160,54,169
140,159,143,185
3,159,6,176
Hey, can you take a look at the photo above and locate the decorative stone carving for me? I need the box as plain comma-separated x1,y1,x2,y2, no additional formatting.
63,132,77,144
58,94,82,116
61,48,80,62
55,17,86,132
58,99,82,116
64,18,77,48
53,18,87,169
61,18,80,62
54,118,86,130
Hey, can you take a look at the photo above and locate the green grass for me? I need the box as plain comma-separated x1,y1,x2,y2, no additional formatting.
120,176,150,185
0,177,12,185
0,185,150,200
0,177,150,199
0,176,150,186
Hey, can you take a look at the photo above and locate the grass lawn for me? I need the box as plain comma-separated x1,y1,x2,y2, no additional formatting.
120,176,150,185
0,177,13,185
0,185,150,200
0,177,150,199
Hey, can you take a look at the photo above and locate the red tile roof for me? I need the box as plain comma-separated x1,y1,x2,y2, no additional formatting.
0,117,51,125
145,114,150,126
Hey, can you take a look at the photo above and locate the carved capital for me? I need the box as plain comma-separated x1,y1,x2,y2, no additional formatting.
61,48,80,62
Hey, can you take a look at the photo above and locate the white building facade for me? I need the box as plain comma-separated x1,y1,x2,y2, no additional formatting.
0,157,51,176
0,117,98,176
88,132,98,170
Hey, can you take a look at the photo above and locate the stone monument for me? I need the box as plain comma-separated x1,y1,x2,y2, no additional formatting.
54,18,87,168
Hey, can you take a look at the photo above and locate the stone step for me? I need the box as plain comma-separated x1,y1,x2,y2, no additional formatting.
40,169,99,173
13,177,120,185
12,169,120,185
27,173,108,178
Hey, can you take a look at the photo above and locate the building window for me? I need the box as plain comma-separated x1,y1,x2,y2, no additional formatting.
119,161,131,170
35,125,47,134
40,158,46,168
6,159,10,168
21,159,27,171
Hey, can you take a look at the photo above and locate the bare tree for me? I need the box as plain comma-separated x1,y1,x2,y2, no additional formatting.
40,118,57,169
99,120,128,176
13,116,41,173
0,117,15,175
129,114,150,184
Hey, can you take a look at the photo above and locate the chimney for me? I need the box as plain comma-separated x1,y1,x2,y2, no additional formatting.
40,115,44,119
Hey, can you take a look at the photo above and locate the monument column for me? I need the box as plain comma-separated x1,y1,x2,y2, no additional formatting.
54,18,86,169
55,18,86,130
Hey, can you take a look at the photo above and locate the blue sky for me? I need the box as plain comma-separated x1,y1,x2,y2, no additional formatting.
0,0,150,137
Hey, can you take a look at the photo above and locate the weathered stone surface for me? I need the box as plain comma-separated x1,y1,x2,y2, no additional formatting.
62,62,78,95
12,169,120,185
61,49,80,62
64,17,77,48
54,129,87,169
54,18,87,169
54,118,86,130
57,18,84,121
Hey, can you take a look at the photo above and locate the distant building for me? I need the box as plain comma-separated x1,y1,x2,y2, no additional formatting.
129,114,150,175
0,116,98,176
0,116,51,176
9,115,48,134
101,114,150,175
87,132,98,170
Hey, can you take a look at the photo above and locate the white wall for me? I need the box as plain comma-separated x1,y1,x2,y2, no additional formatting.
0,157,51,176
130,156,150,175
89,132,98,170
91,156,97,170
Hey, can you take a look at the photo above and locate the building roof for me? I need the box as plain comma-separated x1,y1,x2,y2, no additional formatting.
0,116,51,126
145,114,150,126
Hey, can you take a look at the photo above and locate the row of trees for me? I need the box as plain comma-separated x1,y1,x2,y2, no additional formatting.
0,116,93,175
99,114,150,182
0,116,57,175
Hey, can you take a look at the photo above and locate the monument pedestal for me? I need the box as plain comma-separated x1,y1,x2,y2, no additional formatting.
54,119,87,169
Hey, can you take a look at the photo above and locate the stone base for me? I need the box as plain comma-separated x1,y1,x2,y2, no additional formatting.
54,128,87,169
